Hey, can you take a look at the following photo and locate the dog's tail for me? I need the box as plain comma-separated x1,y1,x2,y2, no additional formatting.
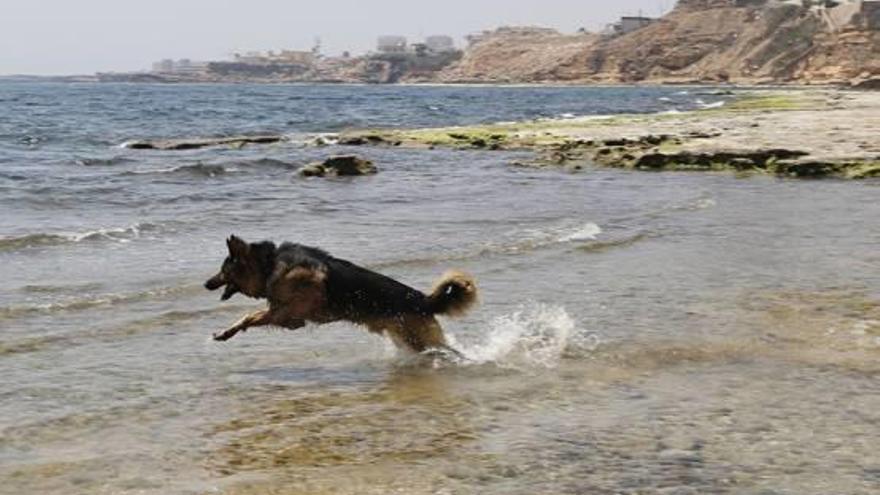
427,270,478,317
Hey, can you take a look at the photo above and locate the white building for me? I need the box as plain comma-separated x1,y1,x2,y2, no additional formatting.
151,59,174,73
151,58,208,74
618,16,654,34
425,35,456,52
377,35,408,53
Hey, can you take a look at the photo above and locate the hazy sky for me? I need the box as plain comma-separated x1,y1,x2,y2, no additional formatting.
1,0,674,75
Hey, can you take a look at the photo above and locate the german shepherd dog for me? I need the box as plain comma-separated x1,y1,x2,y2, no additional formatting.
204,236,478,354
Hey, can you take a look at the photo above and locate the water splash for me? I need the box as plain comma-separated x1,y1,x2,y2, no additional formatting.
452,303,581,369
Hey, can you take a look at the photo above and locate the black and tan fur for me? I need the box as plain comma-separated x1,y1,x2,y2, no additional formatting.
204,236,477,354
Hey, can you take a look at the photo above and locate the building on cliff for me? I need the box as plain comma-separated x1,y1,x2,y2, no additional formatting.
151,58,208,74
603,15,655,37
425,35,456,53
617,16,655,34
152,59,174,72
229,50,316,65
377,36,408,53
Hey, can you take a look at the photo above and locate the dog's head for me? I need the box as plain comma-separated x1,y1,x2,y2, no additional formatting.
205,235,274,300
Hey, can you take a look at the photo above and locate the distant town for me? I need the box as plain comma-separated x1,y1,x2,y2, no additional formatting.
93,12,665,84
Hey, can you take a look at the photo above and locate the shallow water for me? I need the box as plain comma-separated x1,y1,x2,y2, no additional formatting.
1,83,879,494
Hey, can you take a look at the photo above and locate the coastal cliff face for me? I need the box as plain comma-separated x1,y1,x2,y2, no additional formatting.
802,30,880,84
424,27,600,83
588,1,822,83
431,0,879,85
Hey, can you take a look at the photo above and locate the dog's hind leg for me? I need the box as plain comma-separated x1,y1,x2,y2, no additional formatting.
409,316,468,361
399,316,449,352
213,309,271,341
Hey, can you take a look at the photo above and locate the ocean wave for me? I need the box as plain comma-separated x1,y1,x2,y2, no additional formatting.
75,157,136,167
577,232,650,253
373,222,611,269
378,199,706,270
482,222,604,254
20,282,106,294
0,172,29,181
696,99,726,110
0,334,68,357
242,157,297,167
0,222,164,252
121,163,230,178
0,303,243,356
122,159,295,178
0,283,201,321
557,223,602,242
17,135,45,146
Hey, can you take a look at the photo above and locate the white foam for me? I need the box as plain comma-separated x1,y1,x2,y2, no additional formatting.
453,303,578,369
70,223,146,242
698,100,726,109
692,198,717,210
558,222,602,242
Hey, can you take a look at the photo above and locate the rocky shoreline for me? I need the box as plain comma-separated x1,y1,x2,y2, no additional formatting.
329,89,880,179
121,89,879,180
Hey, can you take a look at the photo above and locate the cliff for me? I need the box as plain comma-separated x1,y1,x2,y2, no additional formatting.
427,27,600,83
432,0,880,85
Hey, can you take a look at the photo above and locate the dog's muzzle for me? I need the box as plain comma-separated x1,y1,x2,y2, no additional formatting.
205,273,240,301
204,273,226,291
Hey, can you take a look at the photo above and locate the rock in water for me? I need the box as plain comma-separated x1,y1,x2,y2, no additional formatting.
298,155,378,177
122,135,284,150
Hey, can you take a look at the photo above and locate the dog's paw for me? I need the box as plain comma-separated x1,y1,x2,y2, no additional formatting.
213,329,237,341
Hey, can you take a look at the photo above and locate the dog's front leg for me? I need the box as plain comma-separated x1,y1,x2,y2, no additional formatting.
280,318,306,331
213,309,272,341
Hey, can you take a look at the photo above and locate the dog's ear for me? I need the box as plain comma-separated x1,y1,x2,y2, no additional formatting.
227,235,249,257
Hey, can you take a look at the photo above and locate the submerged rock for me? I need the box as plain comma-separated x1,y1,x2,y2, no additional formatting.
853,78,880,91
337,134,400,146
774,160,839,178
297,155,378,177
123,135,285,150
632,149,810,171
